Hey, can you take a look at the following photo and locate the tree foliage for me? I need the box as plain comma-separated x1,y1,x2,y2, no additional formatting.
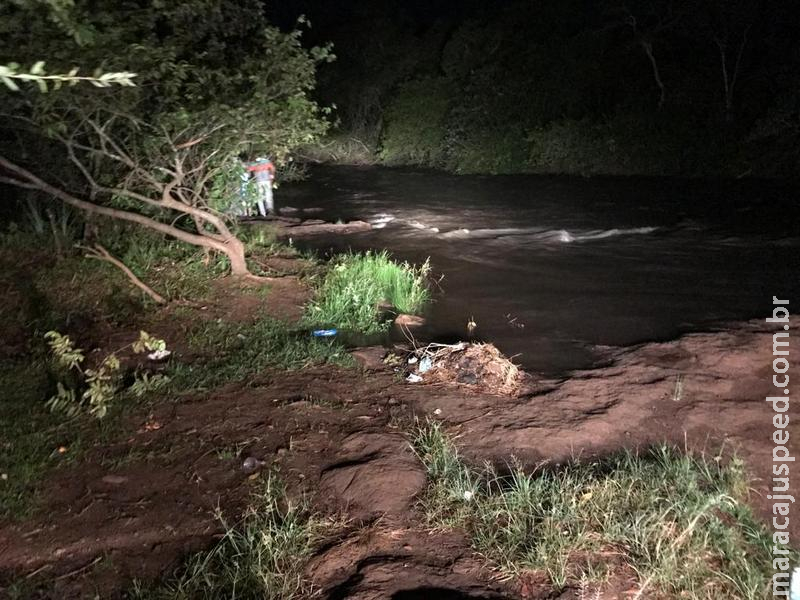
0,0,333,277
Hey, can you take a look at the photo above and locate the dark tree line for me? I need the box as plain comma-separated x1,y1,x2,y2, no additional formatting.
279,0,800,176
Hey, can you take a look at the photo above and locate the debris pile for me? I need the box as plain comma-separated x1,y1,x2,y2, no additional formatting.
400,342,520,395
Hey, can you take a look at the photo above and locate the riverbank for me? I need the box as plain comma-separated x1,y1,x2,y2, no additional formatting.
0,238,795,599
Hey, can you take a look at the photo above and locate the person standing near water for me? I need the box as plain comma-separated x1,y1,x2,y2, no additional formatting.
245,157,276,216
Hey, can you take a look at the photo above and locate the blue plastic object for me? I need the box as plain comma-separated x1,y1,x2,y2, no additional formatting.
312,329,338,337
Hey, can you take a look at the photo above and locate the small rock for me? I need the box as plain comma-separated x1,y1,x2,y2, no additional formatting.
394,314,425,328
351,347,387,371
102,475,128,485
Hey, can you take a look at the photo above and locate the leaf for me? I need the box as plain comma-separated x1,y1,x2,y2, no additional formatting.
30,61,45,75
1,76,19,91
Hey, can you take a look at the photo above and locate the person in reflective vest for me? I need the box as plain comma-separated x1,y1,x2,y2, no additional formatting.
245,157,276,216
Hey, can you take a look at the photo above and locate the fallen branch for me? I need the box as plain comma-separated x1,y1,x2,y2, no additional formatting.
79,243,166,304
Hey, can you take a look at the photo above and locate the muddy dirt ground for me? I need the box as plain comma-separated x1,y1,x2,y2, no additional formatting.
0,265,796,599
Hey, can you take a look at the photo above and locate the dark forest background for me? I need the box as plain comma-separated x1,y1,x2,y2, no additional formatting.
273,0,800,177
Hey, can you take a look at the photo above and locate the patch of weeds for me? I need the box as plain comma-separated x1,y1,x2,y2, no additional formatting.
95,225,230,302
241,282,273,299
99,445,163,469
0,348,149,520
239,224,282,254
131,473,340,599
0,361,90,520
44,330,169,419
214,446,239,461
167,317,353,391
411,420,793,598
305,250,430,334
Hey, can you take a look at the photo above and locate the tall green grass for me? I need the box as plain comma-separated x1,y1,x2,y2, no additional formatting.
305,250,430,333
412,420,792,598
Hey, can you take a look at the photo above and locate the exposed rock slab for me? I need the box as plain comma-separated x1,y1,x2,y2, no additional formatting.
308,527,513,600
320,432,427,521
276,219,372,237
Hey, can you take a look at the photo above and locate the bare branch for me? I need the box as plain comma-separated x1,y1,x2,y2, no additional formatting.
80,244,166,304
0,155,234,257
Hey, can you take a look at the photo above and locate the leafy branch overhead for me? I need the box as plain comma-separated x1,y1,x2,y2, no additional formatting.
0,62,136,93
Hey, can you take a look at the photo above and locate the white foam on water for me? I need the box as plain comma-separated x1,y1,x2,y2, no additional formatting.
569,226,657,241
439,226,656,242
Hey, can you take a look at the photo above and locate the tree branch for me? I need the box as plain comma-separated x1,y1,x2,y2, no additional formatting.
0,155,236,257
80,244,166,304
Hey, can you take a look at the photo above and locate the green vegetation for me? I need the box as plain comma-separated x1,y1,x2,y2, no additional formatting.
0,223,354,522
0,361,72,520
378,77,454,167
313,0,799,177
44,330,168,419
305,250,430,334
1,0,334,280
170,317,354,392
412,420,790,598
132,474,336,599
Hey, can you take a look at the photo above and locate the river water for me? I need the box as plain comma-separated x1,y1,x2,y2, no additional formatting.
281,166,799,375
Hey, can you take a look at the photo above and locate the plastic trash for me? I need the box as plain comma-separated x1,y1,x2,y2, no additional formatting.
312,329,338,337
147,349,171,361
419,356,433,373
406,373,423,383
242,457,265,473
407,356,418,365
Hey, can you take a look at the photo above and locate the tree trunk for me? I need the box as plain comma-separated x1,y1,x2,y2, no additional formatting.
224,237,249,276
641,40,666,110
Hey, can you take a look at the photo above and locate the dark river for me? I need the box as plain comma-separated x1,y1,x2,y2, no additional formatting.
281,166,799,375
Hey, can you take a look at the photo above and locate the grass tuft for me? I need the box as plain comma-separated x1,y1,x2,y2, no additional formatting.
168,317,354,392
411,420,794,598
305,250,430,333
132,473,336,599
